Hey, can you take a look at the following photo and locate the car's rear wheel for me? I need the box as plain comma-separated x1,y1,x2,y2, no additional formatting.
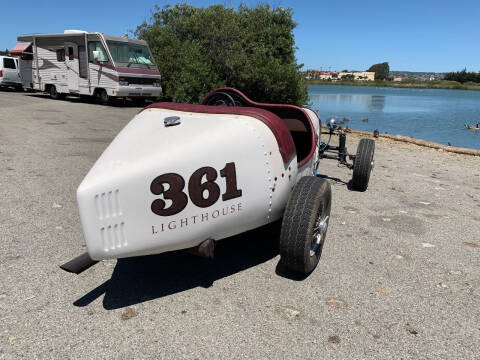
351,138,375,191
279,176,332,274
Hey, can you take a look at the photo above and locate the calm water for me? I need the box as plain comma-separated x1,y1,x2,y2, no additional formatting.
308,85,480,149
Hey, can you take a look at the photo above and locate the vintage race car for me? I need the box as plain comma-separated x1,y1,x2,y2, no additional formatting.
61,87,374,275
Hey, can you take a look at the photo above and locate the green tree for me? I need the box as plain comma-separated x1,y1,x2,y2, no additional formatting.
367,62,390,80
444,68,480,83
135,4,308,105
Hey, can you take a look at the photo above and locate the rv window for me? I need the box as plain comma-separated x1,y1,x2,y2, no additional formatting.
106,41,155,66
68,47,74,60
3,58,16,69
88,41,108,62
56,49,65,62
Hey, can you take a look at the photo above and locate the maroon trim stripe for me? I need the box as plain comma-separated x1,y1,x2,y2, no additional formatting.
115,67,160,75
97,63,160,76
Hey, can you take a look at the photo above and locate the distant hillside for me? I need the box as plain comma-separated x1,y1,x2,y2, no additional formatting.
390,71,445,80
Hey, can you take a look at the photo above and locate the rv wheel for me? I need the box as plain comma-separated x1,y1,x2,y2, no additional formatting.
279,176,332,274
99,89,110,105
49,86,60,100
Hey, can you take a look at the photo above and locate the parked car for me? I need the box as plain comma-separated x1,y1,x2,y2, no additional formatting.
61,87,374,276
0,55,22,90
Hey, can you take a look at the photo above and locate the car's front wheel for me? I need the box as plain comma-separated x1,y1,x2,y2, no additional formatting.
351,138,375,191
279,176,332,274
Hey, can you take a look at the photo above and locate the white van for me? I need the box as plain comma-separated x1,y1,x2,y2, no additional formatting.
0,56,22,90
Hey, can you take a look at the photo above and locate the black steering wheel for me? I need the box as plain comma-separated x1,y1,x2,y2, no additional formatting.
204,91,237,107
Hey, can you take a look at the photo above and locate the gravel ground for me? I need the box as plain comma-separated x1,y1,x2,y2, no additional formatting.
0,90,479,359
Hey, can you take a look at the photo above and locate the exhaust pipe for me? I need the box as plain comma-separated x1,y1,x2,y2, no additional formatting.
60,252,98,274
61,239,215,274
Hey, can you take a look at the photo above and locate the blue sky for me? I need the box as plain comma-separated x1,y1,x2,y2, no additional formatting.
2,0,479,72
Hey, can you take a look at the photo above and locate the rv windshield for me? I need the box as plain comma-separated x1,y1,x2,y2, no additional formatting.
106,41,155,67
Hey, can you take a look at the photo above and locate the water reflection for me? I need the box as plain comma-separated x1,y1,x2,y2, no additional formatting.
310,93,386,111
369,96,386,111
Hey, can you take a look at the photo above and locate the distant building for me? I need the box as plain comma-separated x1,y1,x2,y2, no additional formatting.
337,71,375,81
305,70,335,80
390,71,445,81
304,69,374,81
393,77,403,82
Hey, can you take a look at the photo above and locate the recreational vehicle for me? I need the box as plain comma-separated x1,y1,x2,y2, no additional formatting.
11,30,161,103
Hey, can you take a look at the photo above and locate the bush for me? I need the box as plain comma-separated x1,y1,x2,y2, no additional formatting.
135,4,308,105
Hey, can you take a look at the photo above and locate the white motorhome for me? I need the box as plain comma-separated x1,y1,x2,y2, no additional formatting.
11,30,161,103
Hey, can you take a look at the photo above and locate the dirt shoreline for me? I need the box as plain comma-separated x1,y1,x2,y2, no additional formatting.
325,126,480,156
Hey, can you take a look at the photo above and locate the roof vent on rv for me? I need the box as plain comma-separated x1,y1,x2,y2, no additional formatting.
64,30,87,34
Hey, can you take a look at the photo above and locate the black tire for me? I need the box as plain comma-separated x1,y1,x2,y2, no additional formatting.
79,94,91,102
49,85,60,100
15,85,23,92
133,97,146,106
351,138,375,191
279,176,332,274
98,89,110,105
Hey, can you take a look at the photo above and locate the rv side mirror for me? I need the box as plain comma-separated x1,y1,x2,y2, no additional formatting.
92,51,100,62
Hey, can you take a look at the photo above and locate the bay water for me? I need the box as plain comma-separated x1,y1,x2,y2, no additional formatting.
308,85,480,150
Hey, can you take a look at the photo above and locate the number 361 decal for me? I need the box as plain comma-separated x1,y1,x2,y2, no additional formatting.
150,162,242,216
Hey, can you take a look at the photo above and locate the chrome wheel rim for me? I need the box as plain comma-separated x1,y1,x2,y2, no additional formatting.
310,214,329,257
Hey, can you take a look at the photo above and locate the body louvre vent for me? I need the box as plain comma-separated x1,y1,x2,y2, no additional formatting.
101,222,126,251
94,189,122,220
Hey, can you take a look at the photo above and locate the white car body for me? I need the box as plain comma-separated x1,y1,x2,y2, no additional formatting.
0,56,21,87
76,88,321,261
